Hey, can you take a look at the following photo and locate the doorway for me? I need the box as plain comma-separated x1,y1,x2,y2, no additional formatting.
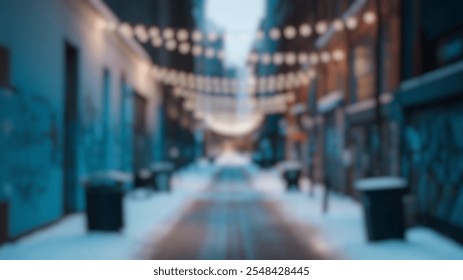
63,42,79,214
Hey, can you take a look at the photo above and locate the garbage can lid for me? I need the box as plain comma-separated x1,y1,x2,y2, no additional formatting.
150,162,174,171
355,177,407,191
280,161,302,171
82,170,133,186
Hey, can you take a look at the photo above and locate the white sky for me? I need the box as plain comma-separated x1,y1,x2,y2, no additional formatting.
206,0,265,67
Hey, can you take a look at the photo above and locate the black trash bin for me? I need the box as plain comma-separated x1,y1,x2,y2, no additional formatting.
355,177,407,242
282,161,302,191
84,171,130,232
150,162,174,192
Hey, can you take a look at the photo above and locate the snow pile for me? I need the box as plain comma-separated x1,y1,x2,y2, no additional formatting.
252,169,463,260
0,164,216,260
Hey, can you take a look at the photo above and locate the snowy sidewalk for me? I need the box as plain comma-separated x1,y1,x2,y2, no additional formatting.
0,164,217,260
251,168,463,260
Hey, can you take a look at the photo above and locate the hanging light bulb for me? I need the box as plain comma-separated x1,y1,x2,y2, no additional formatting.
269,28,281,40
363,11,377,24
285,52,297,65
165,40,177,51
261,53,272,64
119,23,133,38
176,29,189,41
345,17,359,30
151,37,163,48
332,49,345,61
192,45,203,56
299,24,312,37
162,28,175,39
332,19,344,32
315,21,328,34
310,53,319,65
320,51,331,63
207,32,218,42
298,53,308,64
192,30,203,42
149,26,160,38
134,24,149,43
179,42,191,54
284,26,297,39
205,48,215,59
273,52,284,65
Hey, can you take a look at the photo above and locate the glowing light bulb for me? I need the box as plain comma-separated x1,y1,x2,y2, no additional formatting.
346,17,358,30
119,23,133,38
149,26,160,38
192,45,203,56
363,11,377,24
179,43,190,54
285,53,296,65
269,28,281,40
299,24,312,37
333,19,344,32
284,26,297,39
134,24,149,43
320,51,331,63
151,37,163,48
315,21,328,34
165,40,177,51
261,53,272,64
273,53,284,65
332,49,345,61
192,30,203,42
162,28,174,39
176,29,189,41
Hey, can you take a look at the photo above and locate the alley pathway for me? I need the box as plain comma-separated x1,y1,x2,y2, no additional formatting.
149,167,334,260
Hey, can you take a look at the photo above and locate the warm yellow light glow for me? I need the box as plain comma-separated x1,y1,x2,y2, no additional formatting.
192,30,203,42
176,29,189,41
363,11,377,24
285,53,297,65
151,37,163,47
299,24,312,37
346,17,359,30
149,26,160,38
165,40,177,51
261,53,272,64
332,49,345,61
192,45,203,56
273,53,284,65
333,19,344,32
179,42,191,54
119,23,133,38
320,51,331,63
163,28,175,39
134,24,149,43
269,28,281,40
284,26,297,39
205,48,215,58
315,21,328,34
310,53,319,65
298,53,308,64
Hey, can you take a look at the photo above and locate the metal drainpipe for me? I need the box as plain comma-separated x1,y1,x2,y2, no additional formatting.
374,0,384,176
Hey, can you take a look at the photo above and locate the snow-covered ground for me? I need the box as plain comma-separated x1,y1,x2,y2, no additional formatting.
0,163,217,260
251,168,463,260
1,156,462,260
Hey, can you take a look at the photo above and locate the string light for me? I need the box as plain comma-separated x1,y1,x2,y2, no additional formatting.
332,49,345,61
273,53,284,65
284,26,297,39
332,19,344,32
192,45,203,56
179,42,191,54
119,23,133,38
299,24,312,37
148,26,160,38
176,29,189,41
152,37,163,48
269,28,281,40
192,30,203,42
285,52,297,65
345,17,358,30
134,25,149,43
363,11,377,24
315,21,328,34
162,28,175,39
320,51,331,63
165,40,177,51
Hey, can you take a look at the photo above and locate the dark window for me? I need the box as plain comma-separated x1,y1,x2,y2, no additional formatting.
0,46,10,88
